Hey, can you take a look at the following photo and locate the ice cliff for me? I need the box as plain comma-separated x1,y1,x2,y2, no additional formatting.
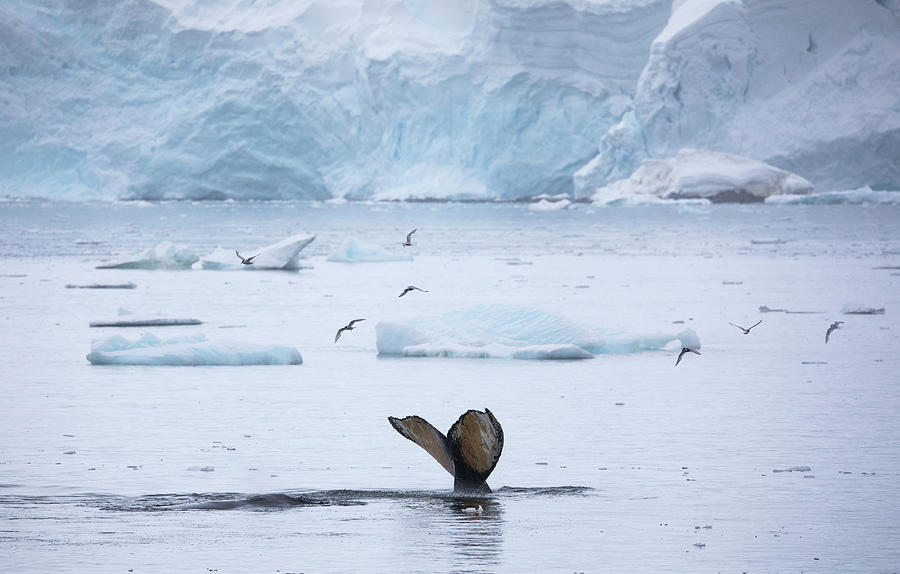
1,0,898,201
576,0,900,196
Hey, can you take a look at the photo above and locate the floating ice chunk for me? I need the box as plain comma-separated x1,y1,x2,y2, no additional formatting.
86,333,302,366
89,318,202,327
96,242,198,270
593,149,812,205
327,238,413,263
66,283,137,289
766,187,900,205
528,199,571,211
772,466,811,473
200,233,316,270
841,304,885,315
376,305,698,359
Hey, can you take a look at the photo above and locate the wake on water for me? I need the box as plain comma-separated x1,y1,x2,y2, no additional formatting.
0,487,594,513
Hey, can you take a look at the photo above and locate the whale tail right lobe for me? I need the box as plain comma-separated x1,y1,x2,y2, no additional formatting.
389,408,503,493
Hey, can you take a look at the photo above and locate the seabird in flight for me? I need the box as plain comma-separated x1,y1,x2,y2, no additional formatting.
675,346,701,366
401,228,417,247
729,320,762,334
334,319,365,343
235,250,260,265
399,285,428,297
825,321,844,344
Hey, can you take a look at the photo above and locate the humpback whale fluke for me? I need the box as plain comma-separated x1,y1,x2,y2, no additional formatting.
388,408,504,494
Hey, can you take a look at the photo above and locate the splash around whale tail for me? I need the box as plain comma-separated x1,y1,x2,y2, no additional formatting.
388,408,504,493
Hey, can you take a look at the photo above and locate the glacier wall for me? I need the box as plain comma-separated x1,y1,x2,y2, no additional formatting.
577,0,900,195
2,0,898,201
0,0,668,200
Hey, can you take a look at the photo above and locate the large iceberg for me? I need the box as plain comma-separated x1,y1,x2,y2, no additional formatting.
2,0,897,201
200,233,316,270
86,332,303,365
375,304,699,359
593,149,812,204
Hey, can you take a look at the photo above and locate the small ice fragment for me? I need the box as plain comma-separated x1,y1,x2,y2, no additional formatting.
758,306,786,313
773,465,811,473
66,283,137,289
841,303,885,315
187,466,216,472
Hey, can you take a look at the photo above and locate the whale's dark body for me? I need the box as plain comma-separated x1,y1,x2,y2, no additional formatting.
389,408,504,493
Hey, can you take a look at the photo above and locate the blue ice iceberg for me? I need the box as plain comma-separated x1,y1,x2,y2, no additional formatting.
87,333,302,366
327,238,413,263
96,242,198,270
376,304,698,359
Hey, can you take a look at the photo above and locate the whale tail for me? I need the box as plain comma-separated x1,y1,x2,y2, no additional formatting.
389,408,503,493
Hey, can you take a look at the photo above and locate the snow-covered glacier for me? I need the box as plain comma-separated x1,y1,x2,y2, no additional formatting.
1,0,898,201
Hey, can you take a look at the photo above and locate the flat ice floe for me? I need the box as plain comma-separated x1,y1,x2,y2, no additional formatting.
96,242,198,270
200,233,316,270
66,282,137,289
376,304,698,359
86,333,302,366
327,238,413,263
89,318,202,327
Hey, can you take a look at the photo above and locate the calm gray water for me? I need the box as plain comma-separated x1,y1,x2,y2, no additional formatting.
1,200,899,572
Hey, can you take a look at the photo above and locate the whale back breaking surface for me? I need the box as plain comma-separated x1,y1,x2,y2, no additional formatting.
447,409,504,491
388,415,455,476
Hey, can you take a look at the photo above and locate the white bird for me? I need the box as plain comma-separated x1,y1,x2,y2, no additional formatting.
729,319,762,334
399,285,428,297
825,321,844,344
463,505,484,515
334,319,365,343
401,228,417,247
235,249,260,265
675,346,701,366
